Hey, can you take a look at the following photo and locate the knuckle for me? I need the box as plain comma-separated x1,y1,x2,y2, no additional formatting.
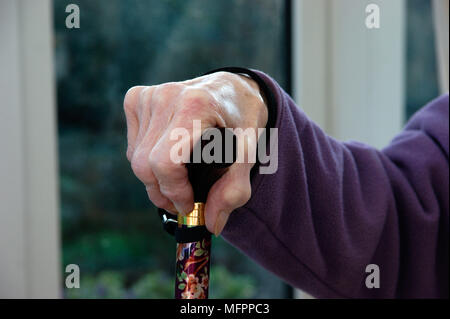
152,82,183,106
173,89,218,127
139,86,154,110
126,147,134,162
130,149,154,184
123,86,143,113
179,88,214,114
240,186,252,204
161,82,183,93
130,157,146,180
223,183,251,208
148,150,171,175
159,184,186,203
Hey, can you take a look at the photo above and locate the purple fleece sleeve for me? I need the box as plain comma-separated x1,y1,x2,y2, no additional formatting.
221,70,449,298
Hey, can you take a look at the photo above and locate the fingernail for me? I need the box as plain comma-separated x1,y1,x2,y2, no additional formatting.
214,211,229,237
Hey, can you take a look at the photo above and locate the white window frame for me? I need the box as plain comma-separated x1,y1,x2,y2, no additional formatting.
0,0,60,298
292,0,405,149
432,0,449,93
291,0,405,298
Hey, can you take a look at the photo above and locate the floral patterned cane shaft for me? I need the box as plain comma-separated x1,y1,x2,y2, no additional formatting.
175,238,210,299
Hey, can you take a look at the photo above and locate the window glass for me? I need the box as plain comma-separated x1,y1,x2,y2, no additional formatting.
54,0,290,298
406,0,440,120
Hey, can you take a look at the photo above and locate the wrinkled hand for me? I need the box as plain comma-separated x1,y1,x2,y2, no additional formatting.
123,72,267,235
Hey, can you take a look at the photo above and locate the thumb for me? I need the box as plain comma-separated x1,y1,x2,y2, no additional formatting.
204,163,252,236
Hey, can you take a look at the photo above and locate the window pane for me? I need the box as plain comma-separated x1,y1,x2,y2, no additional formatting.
406,0,440,120
54,0,290,298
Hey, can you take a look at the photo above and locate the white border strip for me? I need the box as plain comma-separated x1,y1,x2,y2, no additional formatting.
0,0,60,298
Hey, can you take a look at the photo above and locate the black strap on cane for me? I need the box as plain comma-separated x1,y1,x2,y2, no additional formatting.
158,208,211,243
158,208,177,236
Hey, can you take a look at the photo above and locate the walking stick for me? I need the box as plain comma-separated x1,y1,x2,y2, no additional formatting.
173,127,236,299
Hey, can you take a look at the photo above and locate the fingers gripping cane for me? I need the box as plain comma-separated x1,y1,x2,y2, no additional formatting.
159,128,236,299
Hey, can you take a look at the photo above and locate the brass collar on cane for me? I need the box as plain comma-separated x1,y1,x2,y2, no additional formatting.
177,202,205,227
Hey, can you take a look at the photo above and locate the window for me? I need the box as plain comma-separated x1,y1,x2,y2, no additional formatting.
405,0,440,120
54,0,291,298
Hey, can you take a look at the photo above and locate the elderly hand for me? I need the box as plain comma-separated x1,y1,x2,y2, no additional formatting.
123,71,267,235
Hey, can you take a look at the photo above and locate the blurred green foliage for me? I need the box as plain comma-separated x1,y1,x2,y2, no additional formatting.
65,265,255,299
54,0,288,299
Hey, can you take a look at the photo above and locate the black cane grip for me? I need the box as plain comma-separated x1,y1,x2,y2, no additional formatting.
186,127,237,202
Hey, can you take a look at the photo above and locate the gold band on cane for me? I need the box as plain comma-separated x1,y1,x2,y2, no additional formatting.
177,202,205,226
